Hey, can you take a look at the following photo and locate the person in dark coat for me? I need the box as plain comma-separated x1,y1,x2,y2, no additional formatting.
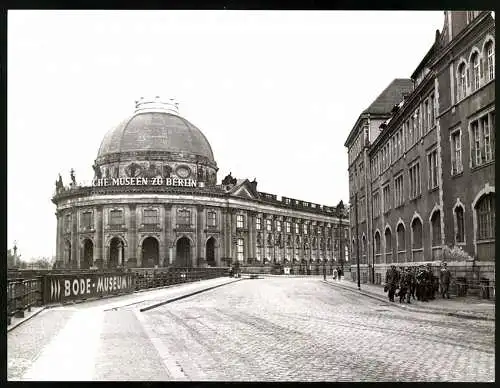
322,264,327,281
399,267,412,303
425,263,435,300
409,267,416,300
385,265,399,302
440,262,452,299
416,265,427,301
337,267,342,281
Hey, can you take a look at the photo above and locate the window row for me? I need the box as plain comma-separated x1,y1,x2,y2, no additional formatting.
371,94,437,177
456,39,495,101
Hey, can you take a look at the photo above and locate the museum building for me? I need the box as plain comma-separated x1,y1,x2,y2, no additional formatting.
52,97,349,269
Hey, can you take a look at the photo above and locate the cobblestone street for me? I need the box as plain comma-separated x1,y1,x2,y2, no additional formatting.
9,277,495,382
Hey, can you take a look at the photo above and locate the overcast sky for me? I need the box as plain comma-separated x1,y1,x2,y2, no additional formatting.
8,10,444,260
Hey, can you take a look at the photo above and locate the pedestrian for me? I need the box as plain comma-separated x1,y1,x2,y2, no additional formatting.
416,265,427,302
425,263,435,301
337,267,342,281
440,262,451,299
385,265,399,302
399,267,412,304
409,267,416,300
323,264,327,281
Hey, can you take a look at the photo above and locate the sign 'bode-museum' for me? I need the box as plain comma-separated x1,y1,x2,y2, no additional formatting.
52,97,349,270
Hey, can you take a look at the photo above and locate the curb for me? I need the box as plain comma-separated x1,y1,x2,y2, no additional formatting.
140,278,244,312
322,280,495,322
7,306,47,333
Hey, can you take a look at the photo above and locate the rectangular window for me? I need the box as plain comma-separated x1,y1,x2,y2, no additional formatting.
409,162,421,199
432,94,437,125
415,108,420,140
207,211,217,227
303,223,308,235
295,223,300,234
428,150,439,189
266,218,272,232
143,209,158,225
394,174,404,207
110,209,123,225
276,220,282,232
256,218,262,230
177,209,190,225
81,211,92,230
487,43,495,81
382,184,391,213
451,130,463,175
470,111,495,167
237,215,244,229
286,221,291,234
237,238,244,261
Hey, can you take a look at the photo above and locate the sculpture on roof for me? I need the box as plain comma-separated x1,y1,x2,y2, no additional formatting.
92,162,102,179
70,169,76,185
222,172,237,186
55,174,64,193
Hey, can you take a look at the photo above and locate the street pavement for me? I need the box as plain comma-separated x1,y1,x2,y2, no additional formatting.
8,276,495,382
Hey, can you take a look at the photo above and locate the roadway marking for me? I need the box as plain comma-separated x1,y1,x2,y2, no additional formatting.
22,308,104,381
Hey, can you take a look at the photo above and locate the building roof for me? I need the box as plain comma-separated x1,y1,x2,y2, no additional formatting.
344,78,413,147
96,98,215,163
362,78,414,115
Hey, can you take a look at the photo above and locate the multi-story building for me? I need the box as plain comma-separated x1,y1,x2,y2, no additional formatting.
345,11,495,285
52,97,349,271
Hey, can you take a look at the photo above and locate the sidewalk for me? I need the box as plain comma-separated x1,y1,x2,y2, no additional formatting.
323,278,495,321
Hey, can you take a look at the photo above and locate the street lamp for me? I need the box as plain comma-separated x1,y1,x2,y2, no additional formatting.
335,201,345,273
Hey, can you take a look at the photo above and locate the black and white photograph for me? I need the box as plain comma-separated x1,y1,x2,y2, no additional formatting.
7,10,495,382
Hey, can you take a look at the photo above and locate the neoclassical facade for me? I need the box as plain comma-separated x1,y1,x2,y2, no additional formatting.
53,97,349,269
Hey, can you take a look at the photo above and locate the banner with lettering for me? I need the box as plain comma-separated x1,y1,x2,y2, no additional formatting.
43,273,135,304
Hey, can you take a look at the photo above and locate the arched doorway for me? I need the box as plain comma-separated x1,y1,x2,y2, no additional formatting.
82,239,93,269
109,237,124,268
176,237,191,267
206,237,216,267
142,237,159,268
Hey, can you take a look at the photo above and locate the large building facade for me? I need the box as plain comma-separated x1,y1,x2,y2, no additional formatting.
345,11,495,284
53,98,349,270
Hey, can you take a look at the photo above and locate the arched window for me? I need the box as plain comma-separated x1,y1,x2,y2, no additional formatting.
384,228,392,263
412,218,423,249
361,235,367,265
476,194,495,240
471,52,480,91
455,206,465,243
374,231,381,264
458,62,467,100
431,210,441,246
485,40,495,82
396,224,405,263
385,228,392,252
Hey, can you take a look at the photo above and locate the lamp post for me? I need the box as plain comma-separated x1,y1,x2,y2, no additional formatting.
335,201,345,273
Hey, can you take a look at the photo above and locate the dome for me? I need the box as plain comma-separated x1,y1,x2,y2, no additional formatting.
96,97,215,164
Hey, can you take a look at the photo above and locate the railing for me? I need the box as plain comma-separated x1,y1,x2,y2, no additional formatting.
7,278,43,325
6,267,228,325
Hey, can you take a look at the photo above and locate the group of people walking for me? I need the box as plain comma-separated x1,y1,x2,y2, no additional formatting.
323,265,342,281
384,262,452,303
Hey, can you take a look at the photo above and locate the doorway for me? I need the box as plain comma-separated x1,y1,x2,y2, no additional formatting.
142,237,159,268
176,237,191,267
206,237,216,267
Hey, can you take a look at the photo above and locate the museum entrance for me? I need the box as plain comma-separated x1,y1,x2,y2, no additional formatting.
82,239,93,269
142,237,159,268
109,237,124,268
176,237,191,267
206,237,216,267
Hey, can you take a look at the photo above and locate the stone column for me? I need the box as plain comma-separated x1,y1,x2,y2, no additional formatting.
95,206,103,269
231,210,237,263
72,212,78,269
129,204,137,267
165,204,172,266
197,205,205,266
118,241,123,266
247,211,255,263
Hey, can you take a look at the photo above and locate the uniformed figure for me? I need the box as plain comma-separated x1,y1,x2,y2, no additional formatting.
416,265,427,301
440,262,452,299
425,263,435,300
409,267,417,300
398,267,412,303
385,265,399,302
